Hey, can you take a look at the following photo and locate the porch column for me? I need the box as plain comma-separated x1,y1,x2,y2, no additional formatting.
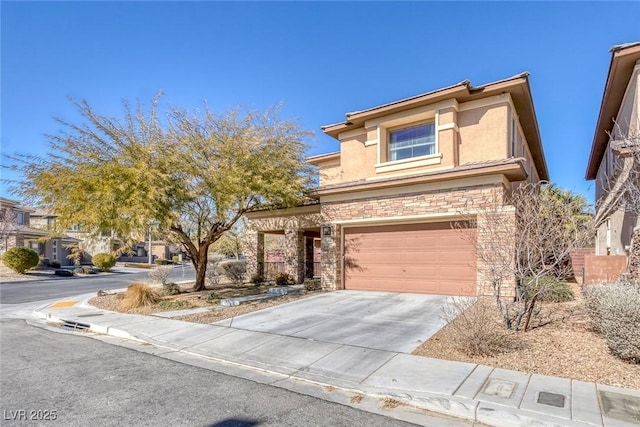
284,228,304,284
321,223,338,290
245,230,265,279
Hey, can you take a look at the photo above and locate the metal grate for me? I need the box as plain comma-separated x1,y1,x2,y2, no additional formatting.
60,320,91,331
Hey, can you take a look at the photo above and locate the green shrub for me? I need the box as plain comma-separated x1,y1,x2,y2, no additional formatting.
2,247,40,274
220,260,246,284
92,253,116,272
119,283,160,310
171,255,180,263
275,272,295,287
49,261,61,269
583,282,640,363
154,259,173,265
303,278,321,291
520,276,574,303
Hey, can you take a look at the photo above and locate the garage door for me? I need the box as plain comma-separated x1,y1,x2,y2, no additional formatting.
343,222,476,295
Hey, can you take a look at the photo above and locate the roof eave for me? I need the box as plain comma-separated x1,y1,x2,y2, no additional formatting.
313,162,527,197
586,42,640,180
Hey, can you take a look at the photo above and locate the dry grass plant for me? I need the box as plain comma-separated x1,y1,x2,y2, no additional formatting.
120,282,161,310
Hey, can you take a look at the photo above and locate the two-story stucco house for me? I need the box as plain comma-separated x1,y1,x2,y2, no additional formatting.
0,198,77,265
246,73,549,296
586,42,640,259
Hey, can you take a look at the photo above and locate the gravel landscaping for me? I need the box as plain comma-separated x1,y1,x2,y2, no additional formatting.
89,282,321,319
413,283,640,390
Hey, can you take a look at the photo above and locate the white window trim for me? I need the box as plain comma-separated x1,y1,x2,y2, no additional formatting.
374,111,441,173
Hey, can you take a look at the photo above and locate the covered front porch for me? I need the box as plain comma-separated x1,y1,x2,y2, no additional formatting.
246,203,335,288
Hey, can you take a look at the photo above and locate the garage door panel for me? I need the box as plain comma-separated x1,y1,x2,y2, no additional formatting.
344,222,476,296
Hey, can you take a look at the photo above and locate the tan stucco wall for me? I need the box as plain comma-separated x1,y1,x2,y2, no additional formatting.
458,103,509,164
317,100,517,186
596,208,639,256
337,132,376,183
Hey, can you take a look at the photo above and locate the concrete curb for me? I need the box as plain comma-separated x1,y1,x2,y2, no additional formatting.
30,299,640,427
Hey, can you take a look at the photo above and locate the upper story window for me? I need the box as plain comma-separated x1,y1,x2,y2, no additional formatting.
388,122,435,162
16,212,25,225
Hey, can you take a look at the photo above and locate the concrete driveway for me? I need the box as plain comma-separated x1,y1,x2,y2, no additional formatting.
214,290,460,353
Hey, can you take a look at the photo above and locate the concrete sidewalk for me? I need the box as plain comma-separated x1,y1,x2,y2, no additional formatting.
33,298,640,427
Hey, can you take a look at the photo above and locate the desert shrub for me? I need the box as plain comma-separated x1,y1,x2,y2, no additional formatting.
163,282,181,296
123,262,153,269
220,260,246,284
2,247,40,274
441,297,515,357
582,283,610,333
148,265,174,285
49,261,61,269
521,276,575,303
583,282,640,363
275,272,295,287
303,278,321,291
207,291,222,303
92,253,116,272
156,299,192,311
119,283,161,310
205,261,222,285
251,273,265,285
74,266,97,275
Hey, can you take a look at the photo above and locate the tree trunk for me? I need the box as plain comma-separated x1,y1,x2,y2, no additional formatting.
523,294,539,332
192,247,209,292
627,227,640,280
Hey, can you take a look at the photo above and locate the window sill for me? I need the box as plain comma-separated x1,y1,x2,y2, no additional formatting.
374,153,442,173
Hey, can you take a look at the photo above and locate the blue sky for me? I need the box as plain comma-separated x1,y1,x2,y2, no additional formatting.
2,1,639,203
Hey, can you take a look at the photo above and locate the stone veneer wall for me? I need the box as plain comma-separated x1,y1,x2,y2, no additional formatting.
246,211,322,284
319,183,516,296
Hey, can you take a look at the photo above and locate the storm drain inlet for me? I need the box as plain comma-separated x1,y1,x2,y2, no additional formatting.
60,319,91,331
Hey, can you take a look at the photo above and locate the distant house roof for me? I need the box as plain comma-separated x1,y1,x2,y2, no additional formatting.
0,197,20,207
321,73,548,181
586,42,640,180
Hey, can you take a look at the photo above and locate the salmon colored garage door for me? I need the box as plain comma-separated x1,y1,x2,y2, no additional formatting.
343,222,477,295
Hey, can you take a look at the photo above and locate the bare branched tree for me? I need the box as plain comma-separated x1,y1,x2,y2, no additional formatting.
457,183,591,331
601,121,640,277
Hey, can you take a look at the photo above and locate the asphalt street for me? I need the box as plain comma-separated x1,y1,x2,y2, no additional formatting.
0,265,195,304
0,319,416,427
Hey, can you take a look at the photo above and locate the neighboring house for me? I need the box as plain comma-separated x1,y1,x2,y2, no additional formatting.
0,198,77,266
246,73,548,296
585,42,640,257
